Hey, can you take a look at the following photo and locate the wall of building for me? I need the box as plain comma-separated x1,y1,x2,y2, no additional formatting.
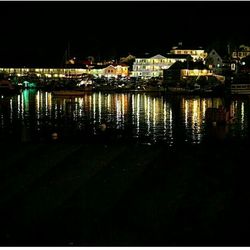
0,65,129,78
170,49,207,61
132,56,186,78
232,51,250,60
181,69,213,77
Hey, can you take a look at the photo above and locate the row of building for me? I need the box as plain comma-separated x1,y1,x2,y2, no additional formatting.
0,43,249,80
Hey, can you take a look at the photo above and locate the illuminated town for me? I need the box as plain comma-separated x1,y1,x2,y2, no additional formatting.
1,1,250,248
0,42,249,96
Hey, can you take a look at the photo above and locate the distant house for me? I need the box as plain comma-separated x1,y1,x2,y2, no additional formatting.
119,54,136,64
163,61,183,84
88,64,129,78
170,43,208,62
232,45,250,60
205,49,223,73
131,53,189,78
103,65,116,76
163,61,213,84
181,62,212,77
102,64,129,78
119,54,136,71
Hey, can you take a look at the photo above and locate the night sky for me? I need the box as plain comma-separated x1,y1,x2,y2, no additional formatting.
0,1,250,67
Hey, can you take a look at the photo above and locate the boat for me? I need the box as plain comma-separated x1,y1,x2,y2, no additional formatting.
0,79,20,95
52,88,92,97
229,83,250,95
205,105,234,125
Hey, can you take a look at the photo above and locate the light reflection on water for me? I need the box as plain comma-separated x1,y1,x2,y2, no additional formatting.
0,89,249,144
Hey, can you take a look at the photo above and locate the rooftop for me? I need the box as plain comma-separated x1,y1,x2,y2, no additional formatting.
167,61,209,70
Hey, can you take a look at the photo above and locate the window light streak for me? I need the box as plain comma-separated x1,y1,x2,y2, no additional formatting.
116,97,121,128
107,94,111,112
136,94,140,134
169,106,173,143
147,96,150,134
192,100,198,126
98,92,102,123
17,94,21,119
185,100,188,127
241,102,245,130
21,93,24,120
132,94,135,126
163,102,167,137
121,94,125,127
93,93,96,124
202,100,206,118
36,91,40,120
9,98,13,123
153,98,156,128
45,92,49,116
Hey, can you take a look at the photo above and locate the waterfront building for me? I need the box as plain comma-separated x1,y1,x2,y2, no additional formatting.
0,67,87,78
205,49,223,74
131,54,189,78
163,61,214,85
102,64,129,78
0,64,129,79
170,43,208,62
232,44,250,60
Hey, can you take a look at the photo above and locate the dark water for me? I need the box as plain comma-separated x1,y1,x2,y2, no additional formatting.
0,89,249,144
1,89,250,246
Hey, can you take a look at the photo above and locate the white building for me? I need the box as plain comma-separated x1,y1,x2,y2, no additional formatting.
131,54,188,78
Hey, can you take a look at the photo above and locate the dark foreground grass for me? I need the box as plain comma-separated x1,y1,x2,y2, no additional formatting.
0,139,249,246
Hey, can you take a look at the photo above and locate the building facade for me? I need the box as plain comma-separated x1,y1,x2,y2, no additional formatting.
170,47,208,61
131,54,188,78
205,49,223,74
232,45,250,60
103,65,129,78
163,61,213,84
0,64,129,79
